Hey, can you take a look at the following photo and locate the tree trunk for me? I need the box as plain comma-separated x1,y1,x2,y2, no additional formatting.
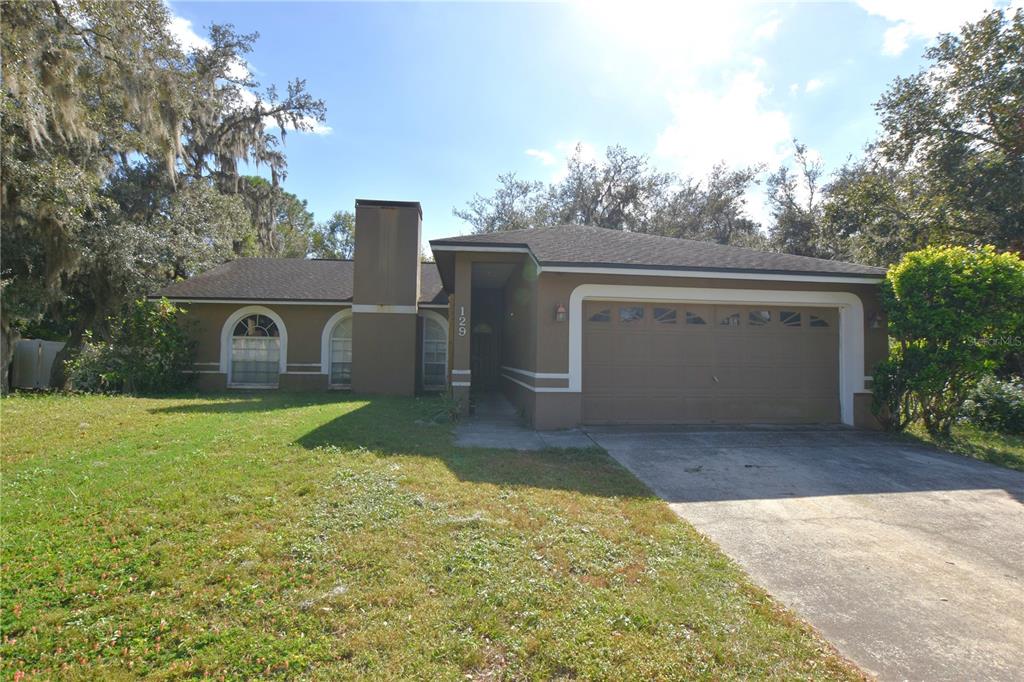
0,315,19,395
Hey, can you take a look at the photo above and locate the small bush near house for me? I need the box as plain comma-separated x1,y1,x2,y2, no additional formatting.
872,245,1024,437
961,375,1024,434
65,298,195,393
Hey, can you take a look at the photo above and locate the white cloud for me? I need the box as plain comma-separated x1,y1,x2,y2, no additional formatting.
555,140,598,164
577,1,750,78
265,117,333,136
881,22,914,56
525,148,557,166
655,68,791,180
856,0,999,56
789,82,800,95
804,78,825,93
574,3,804,227
753,17,782,41
525,141,599,182
167,14,210,52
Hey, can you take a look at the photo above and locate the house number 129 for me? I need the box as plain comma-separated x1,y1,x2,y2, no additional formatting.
457,306,468,337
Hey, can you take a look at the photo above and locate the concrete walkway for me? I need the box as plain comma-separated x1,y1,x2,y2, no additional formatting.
454,393,594,450
587,426,1024,682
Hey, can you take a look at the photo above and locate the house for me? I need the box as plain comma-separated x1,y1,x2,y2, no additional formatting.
153,198,888,430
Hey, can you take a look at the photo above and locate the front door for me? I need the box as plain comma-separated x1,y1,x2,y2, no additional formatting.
470,288,503,392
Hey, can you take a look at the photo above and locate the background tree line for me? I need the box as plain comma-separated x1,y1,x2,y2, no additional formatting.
454,9,1022,268
0,0,358,390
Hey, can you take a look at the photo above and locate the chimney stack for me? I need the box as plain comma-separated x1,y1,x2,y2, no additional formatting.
349,199,422,395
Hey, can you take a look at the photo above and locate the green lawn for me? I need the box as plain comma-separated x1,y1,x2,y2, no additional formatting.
1,393,860,680
906,423,1024,472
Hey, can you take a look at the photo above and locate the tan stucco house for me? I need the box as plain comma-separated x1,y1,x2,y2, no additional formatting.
153,199,888,430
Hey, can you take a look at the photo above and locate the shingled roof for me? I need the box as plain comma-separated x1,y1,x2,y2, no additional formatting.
152,259,448,305
431,225,885,278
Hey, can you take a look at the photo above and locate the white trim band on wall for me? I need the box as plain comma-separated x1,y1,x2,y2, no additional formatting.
451,381,471,387
501,373,574,393
500,366,570,380
351,304,418,314
567,284,866,426
451,369,471,375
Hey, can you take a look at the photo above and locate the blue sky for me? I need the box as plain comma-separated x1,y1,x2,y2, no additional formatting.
168,1,1011,242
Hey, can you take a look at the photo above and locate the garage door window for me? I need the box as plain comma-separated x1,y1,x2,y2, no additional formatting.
654,307,677,324
780,311,802,327
685,311,707,325
588,309,611,322
619,306,644,323
748,310,771,326
719,311,741,327
809,314,830,327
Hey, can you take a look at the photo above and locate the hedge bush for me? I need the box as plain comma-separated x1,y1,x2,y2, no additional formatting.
872,245,1024,437
961,375,1024,434
66,298,195,393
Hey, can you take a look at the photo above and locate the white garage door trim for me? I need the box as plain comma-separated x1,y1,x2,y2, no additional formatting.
568,284,865,426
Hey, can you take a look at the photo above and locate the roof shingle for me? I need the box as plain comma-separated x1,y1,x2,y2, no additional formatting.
431,225,885,277
152,259,447,304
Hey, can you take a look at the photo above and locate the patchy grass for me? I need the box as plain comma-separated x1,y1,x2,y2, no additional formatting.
906,422,1024,472
1,392,861,680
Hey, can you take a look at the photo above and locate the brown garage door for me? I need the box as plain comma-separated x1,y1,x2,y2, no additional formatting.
582,301,840,424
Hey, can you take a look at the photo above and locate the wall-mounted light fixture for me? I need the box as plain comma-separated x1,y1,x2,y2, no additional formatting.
554,303,567,322
869,312,884,329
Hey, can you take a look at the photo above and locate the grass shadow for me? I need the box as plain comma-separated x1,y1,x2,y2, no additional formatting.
147,392,653,499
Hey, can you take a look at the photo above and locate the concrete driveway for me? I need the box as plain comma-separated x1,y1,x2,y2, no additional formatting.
586,426,1024,682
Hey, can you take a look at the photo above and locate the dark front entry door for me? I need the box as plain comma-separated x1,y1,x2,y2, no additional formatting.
471,288,503,392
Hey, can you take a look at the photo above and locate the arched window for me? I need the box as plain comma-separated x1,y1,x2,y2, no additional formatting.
422,314,448,390
330,316,353,387
231,314,280,386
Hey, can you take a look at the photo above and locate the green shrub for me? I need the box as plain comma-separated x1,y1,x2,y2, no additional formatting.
961,375,1024,434
66,298,196,393
872,245,1024,437
871,345,919,431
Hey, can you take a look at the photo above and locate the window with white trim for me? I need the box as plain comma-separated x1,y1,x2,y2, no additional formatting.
231,315,280,385
330,316,353,386
422,316,448,390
